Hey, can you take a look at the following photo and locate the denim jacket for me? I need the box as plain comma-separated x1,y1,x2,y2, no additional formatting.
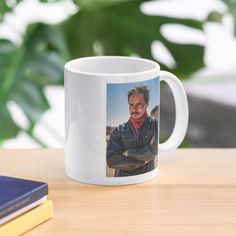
107,115,158,177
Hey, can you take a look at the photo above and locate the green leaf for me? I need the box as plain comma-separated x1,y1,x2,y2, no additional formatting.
0,105,20,142
163,42,204,79
0,0,207,145
0,1,12,17
62,0,205,77
207,11,224,23
220,0,236,36
39,0,61,2
0,0,22,20
10,80,50,124
0,24,69,142
74,0,131,11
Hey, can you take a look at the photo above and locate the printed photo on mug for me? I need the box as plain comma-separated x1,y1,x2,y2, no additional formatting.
106,77,160,177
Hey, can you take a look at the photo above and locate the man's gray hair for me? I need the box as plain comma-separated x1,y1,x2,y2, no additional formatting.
128,85,149,104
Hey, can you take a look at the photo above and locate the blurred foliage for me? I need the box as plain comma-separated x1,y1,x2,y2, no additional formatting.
222,0,236,35
0,0,21,18
62,0,204,77
207,11,224,23
159,137,192,148
0,0,208,146
0,24,68,145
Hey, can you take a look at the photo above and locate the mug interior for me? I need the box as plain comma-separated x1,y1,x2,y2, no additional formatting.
65,56,159,76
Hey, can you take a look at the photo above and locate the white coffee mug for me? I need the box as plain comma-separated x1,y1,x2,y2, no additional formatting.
64,56,188,185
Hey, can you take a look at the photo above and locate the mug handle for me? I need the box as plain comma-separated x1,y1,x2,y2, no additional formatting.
159,71,189,153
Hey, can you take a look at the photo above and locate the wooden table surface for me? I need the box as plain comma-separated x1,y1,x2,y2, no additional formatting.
0,149,236,236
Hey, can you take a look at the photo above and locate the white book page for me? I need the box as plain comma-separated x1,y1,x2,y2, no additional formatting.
0,196,47,225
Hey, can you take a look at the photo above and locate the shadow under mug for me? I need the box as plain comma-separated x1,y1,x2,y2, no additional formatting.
64,56,188,185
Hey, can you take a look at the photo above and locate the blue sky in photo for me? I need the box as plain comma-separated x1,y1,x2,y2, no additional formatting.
107,77,160,127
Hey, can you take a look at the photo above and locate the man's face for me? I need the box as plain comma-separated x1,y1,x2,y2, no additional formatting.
129,93,148,119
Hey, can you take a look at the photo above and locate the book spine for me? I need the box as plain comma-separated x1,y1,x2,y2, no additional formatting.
0,184,48,219
0,200,53,235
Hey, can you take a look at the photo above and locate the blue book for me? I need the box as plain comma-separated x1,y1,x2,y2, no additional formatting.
0,175,48,220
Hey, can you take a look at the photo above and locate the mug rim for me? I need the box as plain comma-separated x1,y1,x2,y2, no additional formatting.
64,56,160,77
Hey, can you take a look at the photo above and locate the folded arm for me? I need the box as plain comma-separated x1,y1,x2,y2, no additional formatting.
127,135,158,162
107,128,146,170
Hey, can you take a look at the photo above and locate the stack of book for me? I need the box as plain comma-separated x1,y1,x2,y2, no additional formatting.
0,175,53,235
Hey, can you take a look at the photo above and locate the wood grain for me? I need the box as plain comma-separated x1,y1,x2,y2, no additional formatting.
0,149,236,236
